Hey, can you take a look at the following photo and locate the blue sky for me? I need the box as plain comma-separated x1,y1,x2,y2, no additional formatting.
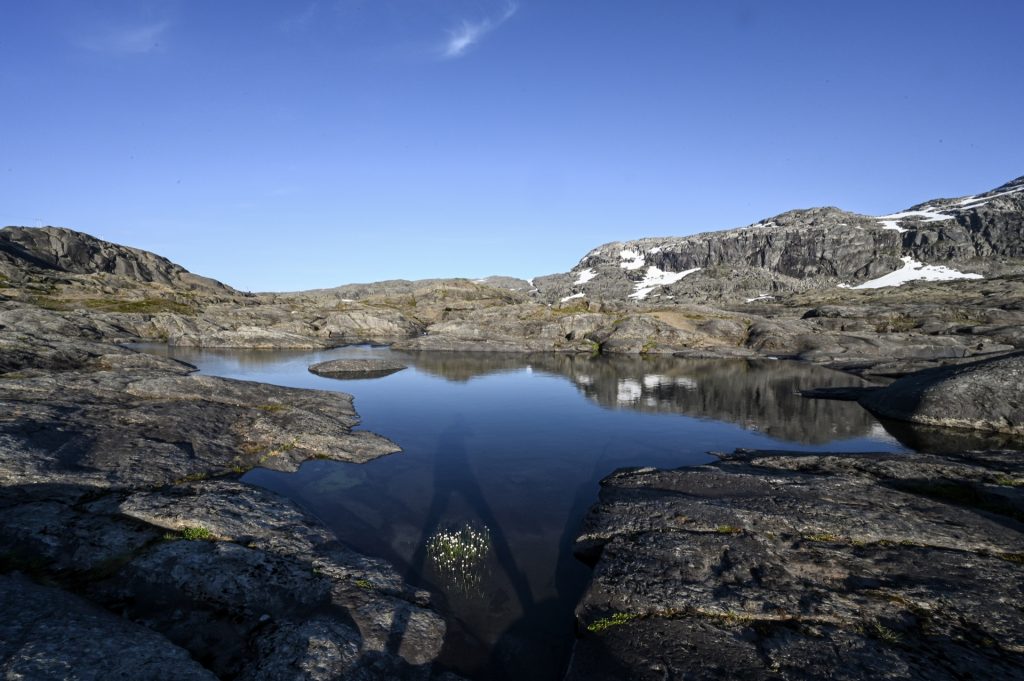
2,1,1022,292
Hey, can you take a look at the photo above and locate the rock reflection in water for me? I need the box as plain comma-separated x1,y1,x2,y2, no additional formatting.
149,345,906,681
399,351,880,445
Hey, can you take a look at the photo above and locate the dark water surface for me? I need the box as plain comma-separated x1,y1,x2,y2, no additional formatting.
140,346,909,680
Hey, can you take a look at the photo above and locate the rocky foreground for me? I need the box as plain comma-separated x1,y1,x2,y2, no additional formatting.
1,176,1022,679
0,309,460,680
569,449,1024,680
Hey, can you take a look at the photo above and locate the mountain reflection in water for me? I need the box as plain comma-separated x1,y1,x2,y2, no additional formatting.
137,344,914,681
399,351,881,444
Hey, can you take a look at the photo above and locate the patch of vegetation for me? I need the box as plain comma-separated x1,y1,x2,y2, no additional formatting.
866,621,903,645
239,442,266,455
253,440,300,464
426,523,492,594
640,338,658,354
586,612,638,633
354,578,373,590
993,475,1023,487
164,525,215,541
715,525,743,535
273,440,298,454
804,532,843,543
551,301,590,317
998,552,1024,564
26,295,196,314
256,403,288,413
712,609,757,625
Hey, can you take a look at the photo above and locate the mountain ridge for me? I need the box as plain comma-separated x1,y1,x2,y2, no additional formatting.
535,175,1024,304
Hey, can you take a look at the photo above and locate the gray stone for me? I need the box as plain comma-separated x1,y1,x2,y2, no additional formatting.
0,573,216,680
568,449,1024,680
310,358,408,379
0,326,451,679
859,351,1024,435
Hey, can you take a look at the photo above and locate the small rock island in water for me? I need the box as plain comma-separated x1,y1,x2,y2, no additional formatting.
1,176,1023,679
309,358,408,379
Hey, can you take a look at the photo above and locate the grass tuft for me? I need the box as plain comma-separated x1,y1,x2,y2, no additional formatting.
164,525,214,541
586,612,638,633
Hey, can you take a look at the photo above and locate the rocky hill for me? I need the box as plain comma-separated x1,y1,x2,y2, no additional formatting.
1,176,1022,369
537,176,1024,304
0,226,232,293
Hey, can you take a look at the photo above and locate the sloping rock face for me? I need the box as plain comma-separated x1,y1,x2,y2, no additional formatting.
568,449,1024,680
540,177,1024,304
858,351,1024,435
0,226,231,292
0,573,217,680
0,313,457,679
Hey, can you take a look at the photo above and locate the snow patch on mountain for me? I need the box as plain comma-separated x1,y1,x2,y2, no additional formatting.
628,266,701,300
875,205,957,233
851,256,982,289
573,268,597,285
956,185,1024,210
619,249,646,270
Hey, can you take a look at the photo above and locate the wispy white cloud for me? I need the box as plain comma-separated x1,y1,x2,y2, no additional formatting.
281,3,319,33
441,2,517,59
79,22,169,54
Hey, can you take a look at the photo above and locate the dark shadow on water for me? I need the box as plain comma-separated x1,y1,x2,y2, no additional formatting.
877,416,1024,454
484,437,623,681
404,414,539,679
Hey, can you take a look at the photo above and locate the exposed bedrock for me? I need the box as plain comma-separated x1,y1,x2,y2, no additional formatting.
0,328,457,680
309,358,408,379
568,449,1024,680
0,226,231,292
539,177,1024,304
856,351,1024,436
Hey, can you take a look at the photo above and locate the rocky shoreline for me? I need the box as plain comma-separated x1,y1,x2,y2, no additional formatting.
0,310,461,680
3,307,1020,679
568,449,1024,680
2,176,1023,679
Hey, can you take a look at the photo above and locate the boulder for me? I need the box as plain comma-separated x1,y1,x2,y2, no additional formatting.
858,352,1024,435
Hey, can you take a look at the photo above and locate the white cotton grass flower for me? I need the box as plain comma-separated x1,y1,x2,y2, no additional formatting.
426,523,493,595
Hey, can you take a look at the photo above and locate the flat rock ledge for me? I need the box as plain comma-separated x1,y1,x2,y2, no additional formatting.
568,448,1024,680
309,358,408,379
0,312,459,680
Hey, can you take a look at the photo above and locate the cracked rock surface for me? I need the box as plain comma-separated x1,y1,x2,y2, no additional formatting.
568,449,1024,680
0,316,457,680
